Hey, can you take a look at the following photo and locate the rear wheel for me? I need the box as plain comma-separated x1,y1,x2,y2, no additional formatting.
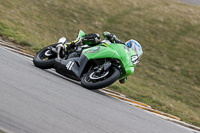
81,66,120,89
33,44,57,69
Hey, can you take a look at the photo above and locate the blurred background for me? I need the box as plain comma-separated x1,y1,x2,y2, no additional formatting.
0,0,199,127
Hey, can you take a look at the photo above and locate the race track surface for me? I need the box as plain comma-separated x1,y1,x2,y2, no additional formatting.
0,47,195,133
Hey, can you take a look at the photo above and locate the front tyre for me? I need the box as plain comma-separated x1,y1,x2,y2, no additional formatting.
33,44,57,69
81,67,120,89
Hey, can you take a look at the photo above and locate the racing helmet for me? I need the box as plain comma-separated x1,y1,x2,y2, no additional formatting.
82,33,101,46
125,39,143,59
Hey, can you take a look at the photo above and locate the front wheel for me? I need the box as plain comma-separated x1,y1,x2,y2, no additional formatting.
81,67,120,89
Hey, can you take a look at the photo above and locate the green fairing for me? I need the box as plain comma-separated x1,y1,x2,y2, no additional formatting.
82,42,137,79
76,30,86,39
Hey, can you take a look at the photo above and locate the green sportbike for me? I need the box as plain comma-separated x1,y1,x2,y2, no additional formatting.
33,30,143,89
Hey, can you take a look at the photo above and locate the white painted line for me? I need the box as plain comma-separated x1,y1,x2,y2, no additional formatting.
0,126,14,133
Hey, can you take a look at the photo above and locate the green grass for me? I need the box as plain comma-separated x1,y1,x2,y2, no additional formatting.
0,0,200,127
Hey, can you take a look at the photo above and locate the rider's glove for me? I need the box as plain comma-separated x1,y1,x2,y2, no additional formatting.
103,31,117,42
103,31,112,40
110,34,117,42
74,38,82,46
103,31,124,44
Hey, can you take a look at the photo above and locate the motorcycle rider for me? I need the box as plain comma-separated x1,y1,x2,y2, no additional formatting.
56,31,124,53
56,31,142,84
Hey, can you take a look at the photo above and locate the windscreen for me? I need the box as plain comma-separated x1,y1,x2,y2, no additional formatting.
128,40,143,59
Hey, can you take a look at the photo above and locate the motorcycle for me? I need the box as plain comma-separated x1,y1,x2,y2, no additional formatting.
33,30,141,89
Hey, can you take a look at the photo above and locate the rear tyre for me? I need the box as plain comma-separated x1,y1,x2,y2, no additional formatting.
81,66,120,89
33,44,57,69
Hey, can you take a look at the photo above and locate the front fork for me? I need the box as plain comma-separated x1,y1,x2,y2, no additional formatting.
93,62,112,76
92,58,122,78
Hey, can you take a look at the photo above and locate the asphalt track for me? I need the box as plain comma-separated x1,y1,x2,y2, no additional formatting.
0,46,196,133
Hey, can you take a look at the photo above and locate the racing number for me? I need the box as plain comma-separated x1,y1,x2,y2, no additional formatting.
66,61,74,70
131,55,139,65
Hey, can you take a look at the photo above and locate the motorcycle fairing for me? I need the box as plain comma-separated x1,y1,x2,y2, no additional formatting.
82,43,137,79
54,54,88,80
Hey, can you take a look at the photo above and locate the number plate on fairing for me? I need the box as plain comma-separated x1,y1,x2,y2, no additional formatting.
131,55,139,65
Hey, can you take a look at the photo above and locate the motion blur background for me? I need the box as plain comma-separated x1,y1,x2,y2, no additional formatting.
0,0,199,127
